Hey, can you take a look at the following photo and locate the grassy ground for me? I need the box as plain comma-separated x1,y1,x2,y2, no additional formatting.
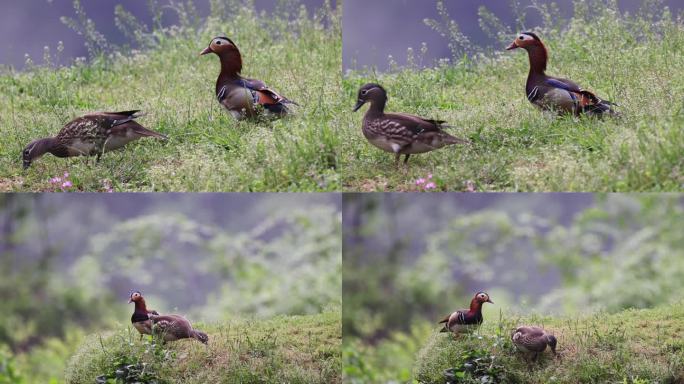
413,303,684,384
341,7,684,192
64,310,341,384
0,3,341,192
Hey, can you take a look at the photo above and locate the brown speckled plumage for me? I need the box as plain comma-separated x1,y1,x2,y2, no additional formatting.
22,110,166,168
511,326,557,361
353,83,469,165
148,313,208,344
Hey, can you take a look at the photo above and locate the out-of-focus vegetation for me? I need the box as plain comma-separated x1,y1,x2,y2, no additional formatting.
0,194,341,383
343,194,684,383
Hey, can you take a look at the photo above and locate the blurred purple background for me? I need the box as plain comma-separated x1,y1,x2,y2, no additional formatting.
343,0,684,71
0,0,329,70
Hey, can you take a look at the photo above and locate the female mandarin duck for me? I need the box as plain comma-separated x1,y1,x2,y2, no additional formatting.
506,32,616,116
439,292,493,334
353,83,469,166
22,111,166,169
200,36,296,119
511,326,558,361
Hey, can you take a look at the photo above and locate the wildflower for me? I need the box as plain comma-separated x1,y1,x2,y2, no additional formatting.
425,182,436,190
62,181,72,189
415,178,426,185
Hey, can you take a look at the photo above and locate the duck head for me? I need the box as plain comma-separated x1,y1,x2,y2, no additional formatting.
128,290,143,304
22,138,55,169
353,83,387,112
507,32,548,73
474,291,494,304
546,334,558,354
506,32,543,51
200,36,242,75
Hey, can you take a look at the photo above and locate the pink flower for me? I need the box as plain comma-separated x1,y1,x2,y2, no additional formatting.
415,178,426,185
427,174,433,179
425,182,436,190
62,181,72,189
63,172,69,178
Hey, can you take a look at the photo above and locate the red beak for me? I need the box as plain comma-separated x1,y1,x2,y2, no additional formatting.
506,42,518,51
200,46,213,56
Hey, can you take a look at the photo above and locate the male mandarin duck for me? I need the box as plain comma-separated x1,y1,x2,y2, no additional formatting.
128,291,160,339
511,326,558,361
22,110,166,169
200,36,296,119
439,292,493,334
148,313,209,344
506,32,616,116
353,83,469,166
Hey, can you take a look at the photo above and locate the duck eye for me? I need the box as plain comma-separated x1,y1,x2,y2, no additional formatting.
361,90,368,95
519,35,525,40
216,41,222,45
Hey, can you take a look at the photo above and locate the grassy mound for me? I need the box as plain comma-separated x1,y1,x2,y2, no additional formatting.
0,2,341,192
341,5,684,191
64,311,341,384
413,304,684,383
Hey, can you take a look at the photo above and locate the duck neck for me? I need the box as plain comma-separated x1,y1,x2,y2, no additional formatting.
28,138,56,159
216,51,243,88
525,45,548,76
134,298,149,314
468,298,483,314
365,97,386,118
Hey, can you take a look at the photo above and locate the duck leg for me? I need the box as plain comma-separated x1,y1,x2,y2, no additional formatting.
403,154,411,164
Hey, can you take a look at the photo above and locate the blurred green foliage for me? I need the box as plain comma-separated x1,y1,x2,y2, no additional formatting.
344,194,683,383
0,193,341,382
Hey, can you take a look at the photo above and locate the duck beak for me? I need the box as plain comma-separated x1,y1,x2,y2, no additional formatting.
506,41,518,50
199,46,213,56
353,99,366,112
128,298,133,303
487,298,494,304
22,160,31,170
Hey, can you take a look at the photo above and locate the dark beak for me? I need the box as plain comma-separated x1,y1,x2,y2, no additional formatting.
22,160,31,170
487,298,494,304
200,46,212,56
128,298,133,303
506,42,518,51
353,99,366,112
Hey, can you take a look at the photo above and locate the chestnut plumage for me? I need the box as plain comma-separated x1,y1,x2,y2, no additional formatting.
439,292,493,334
200,36,296,119
353,83,469,166
507,32,617,117
22,110,166,169
128,291,160,338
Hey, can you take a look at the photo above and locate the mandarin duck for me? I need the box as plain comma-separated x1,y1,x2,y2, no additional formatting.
200,36,296,119
439,292,493,334
511,326,558,361
148,313,209,344
22,110,166,169
128,291,160,339
506,32,616,116
353,83,469,166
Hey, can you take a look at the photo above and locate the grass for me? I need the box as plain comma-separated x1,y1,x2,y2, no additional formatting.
413,303,684,384
0,1,342,192
340,3,684,192
64,310,341,384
